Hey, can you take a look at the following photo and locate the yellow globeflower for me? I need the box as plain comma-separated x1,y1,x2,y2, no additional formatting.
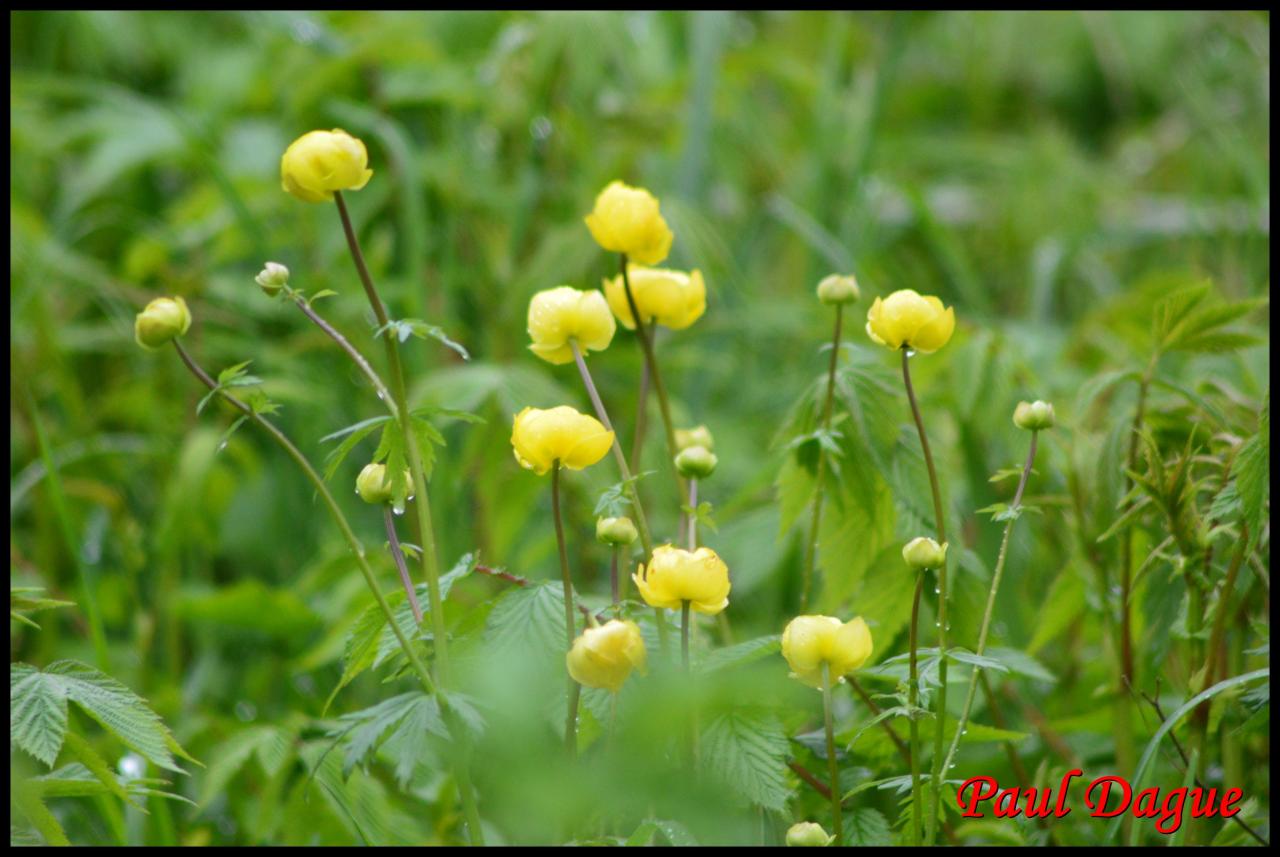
134,297,191,350
584,180,673,265
603,266,706,331
527,286,617,365
781,615,873,688
280,129,373,203
633,545,730,615
511,406,614,475
865,289,955,353
566,619,647,693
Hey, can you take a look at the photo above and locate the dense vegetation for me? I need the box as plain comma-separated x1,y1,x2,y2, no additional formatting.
10,11,1270,846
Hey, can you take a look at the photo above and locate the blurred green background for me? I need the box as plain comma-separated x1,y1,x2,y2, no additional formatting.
10,10,1270,846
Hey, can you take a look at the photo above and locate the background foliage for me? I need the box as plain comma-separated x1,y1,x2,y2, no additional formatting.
10,10,1270,846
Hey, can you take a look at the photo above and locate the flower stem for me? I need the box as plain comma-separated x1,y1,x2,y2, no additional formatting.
821,663,842,846
610,547,621,612
687,478,698,549
384,507,424,626
681,601,691,673
551,463,579,757
901,348,948,846
907,570,924,847
939,430,1039,780
802,304,844,611
291,294,394,407
568,340,654,558
630,361,651,473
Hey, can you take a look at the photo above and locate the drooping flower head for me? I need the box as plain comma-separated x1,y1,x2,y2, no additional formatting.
781,615,873,688
584,180,673,265
134,297,191,350
526,286,616,365
566,619,648,693
511,406,614,475
865,289,955,353
633,545,730,615
604,266,706,331
280,129,373,203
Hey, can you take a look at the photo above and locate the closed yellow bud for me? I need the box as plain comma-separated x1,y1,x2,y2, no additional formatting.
526,286,616,365
355,462,411,505
584,180,673,265
603,266,706,331
511,406,614,476
865,289,955,353
596,516,639,546
134,297,191,350
633,545,730,615
566,619,647,693
1013,400,1056,431
786,822,835,847
781,615,873,688
816,273,860,306
902,537,947,572
675,425,714,452
675,445,717,479
280,129,373,203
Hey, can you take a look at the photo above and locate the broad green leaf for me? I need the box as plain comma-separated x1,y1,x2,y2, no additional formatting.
700,710,790,811
845,806,892,846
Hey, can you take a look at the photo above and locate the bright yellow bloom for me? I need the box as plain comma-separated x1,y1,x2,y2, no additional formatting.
865,289,955,353
511,406,614,475
603,266,706,331
280,129,373,203
584,181,673,265
781,615,873,688
566,619,647,693
134,297,191,350
633,545,730,615
526,286,616,365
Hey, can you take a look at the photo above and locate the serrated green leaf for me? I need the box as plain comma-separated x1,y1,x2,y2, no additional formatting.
700,711,790,811
845,806,892,846
698,635,781,674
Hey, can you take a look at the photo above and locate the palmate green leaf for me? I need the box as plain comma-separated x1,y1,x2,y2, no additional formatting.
700,710,790,811
10,586,74,630
485,581,568,657
1161,295,1268,353
198,724,292,808
334,692,444,780
1152,280,1212,345
10,661,192,772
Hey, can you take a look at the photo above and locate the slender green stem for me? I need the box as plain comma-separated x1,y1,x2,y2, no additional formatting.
687,478,698,549
907,570,924,847
291,294,394,407
802,304,843,611
568,339,654,558
610,547,621,612
551,464,579,757
171,341,435,697
821,663,842,846
940,430,1039,779
333,192,483,845
383,507,424,626
681,601,691,673
901,348,948,845
630,361,651,473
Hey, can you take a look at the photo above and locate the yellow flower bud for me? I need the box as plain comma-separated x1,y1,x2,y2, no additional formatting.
633,545,730,615
865,289,956,353
597,516,639,546
255,262,290,296
781,615,873,688
511,406,614,476
603,266,706,331
355,462,411,505
134,297,191,350
584,180,673,265
1013,400,1056,431
786,822,835,847
902,537,947,572
675,445,717,479
280,129,373,203
816,273,860,306
675,425,714,453
526,286,616,365
566,619,647,693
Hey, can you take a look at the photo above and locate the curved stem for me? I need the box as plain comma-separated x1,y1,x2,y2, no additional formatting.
821,663,842,846
171,341,435,697
384,507,424,626
940,430,1039,779
291,294,395,409
907,570,924,847
802,304,844,611
551,464,579,757
568,340,654,558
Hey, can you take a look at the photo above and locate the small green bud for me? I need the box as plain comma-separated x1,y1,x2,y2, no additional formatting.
902,536,947,572
675,445,718,479
596,516,639,546
675,424,714,453
134,296,192,350
1013,400,1055,431
355,462,411,505
255,261,290,296
786,822,835,847
816,273,860,306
